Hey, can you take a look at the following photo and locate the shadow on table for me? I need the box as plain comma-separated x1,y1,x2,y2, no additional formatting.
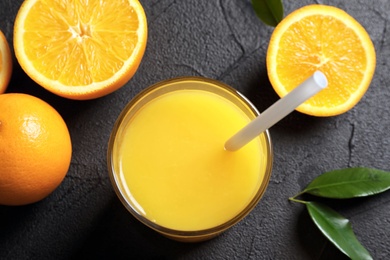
73,197,208,259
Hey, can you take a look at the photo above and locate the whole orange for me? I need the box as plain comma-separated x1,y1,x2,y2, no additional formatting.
0,93,72,205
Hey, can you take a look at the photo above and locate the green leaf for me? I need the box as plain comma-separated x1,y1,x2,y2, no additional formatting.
251,0,284,27
302,167,390,199
306,202,373,260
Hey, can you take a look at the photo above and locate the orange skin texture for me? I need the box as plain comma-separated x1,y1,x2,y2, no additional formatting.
0,93,72,205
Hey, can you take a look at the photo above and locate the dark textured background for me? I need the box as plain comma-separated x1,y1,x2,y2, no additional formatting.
1,0,389,259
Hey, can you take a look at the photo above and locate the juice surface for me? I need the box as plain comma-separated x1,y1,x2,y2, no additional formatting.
117,89,267,231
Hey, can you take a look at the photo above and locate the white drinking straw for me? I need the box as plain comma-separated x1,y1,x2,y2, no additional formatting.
225,71,328,151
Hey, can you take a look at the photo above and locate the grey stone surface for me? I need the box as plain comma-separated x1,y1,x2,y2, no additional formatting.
0,0,389,259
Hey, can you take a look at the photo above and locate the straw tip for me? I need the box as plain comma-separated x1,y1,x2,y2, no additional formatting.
313,71,328,89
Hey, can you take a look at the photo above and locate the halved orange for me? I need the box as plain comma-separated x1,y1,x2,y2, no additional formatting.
267,4,376,116
14,0,147,100
0,30,12,93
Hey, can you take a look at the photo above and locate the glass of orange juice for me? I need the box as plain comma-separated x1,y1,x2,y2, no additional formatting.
107,77,273,242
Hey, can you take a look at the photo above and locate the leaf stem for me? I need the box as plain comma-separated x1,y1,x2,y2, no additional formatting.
292,190,306,198
288,196,308,204
288,190,307,203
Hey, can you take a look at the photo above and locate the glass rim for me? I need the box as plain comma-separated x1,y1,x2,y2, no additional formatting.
107,76,273,240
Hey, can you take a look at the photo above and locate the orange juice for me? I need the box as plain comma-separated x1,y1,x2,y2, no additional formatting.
108,77,272,241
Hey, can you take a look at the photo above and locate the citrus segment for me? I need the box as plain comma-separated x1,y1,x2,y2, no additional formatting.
0,93,72,205
267,4,376,116
14,0,147,100
0,30,12,93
